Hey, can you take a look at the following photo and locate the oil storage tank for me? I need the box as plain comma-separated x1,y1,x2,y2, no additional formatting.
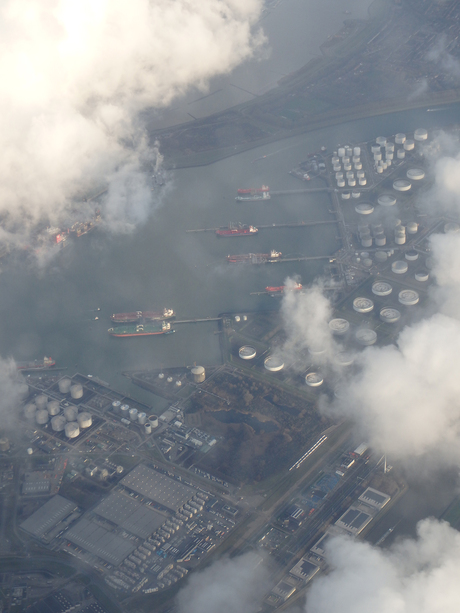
64,406,78,422
35,394,48,410
24,403,36,420
70,383,83,399
264,356,284,372
191,366,205,383
58,377,72,394
47,400,60,416
36,409,49,425
65,422,80,439
51,415,66,432
77,412,92,428
239,346,257,360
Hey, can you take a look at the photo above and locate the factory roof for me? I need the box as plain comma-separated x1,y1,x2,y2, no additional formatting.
20,495,77,539
120,464,196,512
65,517,136,565
289,558,320,581
358,487,391,510
335,507,372,534
93,491,166,539
272,580,297,601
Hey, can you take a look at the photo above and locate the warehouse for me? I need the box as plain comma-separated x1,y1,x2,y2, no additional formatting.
335,507,372,535
358,487,391,510
289,557,320,582
20,495,78,540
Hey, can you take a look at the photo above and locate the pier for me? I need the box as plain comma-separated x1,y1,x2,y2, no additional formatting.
174,317,222,324
270,188,334,195
186,220,338,233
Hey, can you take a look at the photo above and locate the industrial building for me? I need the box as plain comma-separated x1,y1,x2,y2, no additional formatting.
20,495,78,540
335,506,372,535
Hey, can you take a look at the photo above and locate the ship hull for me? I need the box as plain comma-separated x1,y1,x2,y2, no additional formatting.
110,310,175,323
235,195,271,201
109,329,175,337
216,228,258,237
17,359,55,370
109,323,175,336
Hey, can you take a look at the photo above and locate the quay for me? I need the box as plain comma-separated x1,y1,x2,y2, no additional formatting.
186,220,338,233
174,317,222,324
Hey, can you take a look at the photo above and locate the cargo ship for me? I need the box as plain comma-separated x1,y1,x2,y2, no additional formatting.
265,282,302,295
216,223,258,237
110,308,175,323
235,186,270,201
227,250,282,264
108,321,175,337
17,356,55,370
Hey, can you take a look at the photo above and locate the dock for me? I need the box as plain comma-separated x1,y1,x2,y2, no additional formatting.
174,317,222,324
186,220,338,233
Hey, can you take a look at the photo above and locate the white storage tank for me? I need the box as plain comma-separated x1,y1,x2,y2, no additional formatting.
148,415,159,428
391,260,408,274
338,147,346,157
342,191,351,199
355,329,377,346
372,281,392,296
374,152,382,161
376,136,387,146
353,146,361,156
355,203,374,215
393,179,411,191
78,412,92,428
334,352,355,367
371,145,380,154
35,394,48,410
65,422,80,439
407,221,418,234
404,139,415,151
376,166,383,174
359,177,367,186
375,251,388,262
191,366,206,383
70,383,83,399
112,400,121,413
145,423,152,435
36,409,49,425
47,400,60,416
58,378,72,394
380,307,401,323
352,191,361,199
395,133,406,144
138,412,147,425
361,236,372,247
120,404,129,417
395,232,406,245
348,178,356,187
264,356,284,372
18,383,29,400
64,406,78,422
405,250,419,261
329,318,350,335
415,271,429,282
354,162,363,170
344,163,352,171
397,149,406,159
239,346,257,360
337,179,346,188
398,289,420,306
414,128,428,141
51,415,66,432
444,222,460,234
353,297,374,313
407,168,425,180
24,403,37,420
375,235,387,246
305,373,323,387
129,408,138,421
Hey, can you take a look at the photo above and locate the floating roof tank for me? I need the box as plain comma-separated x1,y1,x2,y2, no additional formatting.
397,149,406,159
191,366,205,383
342,191,351,199
415,271,429,282
375,251,388,262
145,422,152,434
355,329,377,346
393,179,411,192
239,346,257,360
334,352,355,367
35,394,48,410
51,415,66,432
404,139,415,151
77,412,92,428
352,191,361,198
148,415,159,428
407,168,425,180
444,222,460,234
414,128,428,141
405,250,419,261
395,133,406,144
65,422,80,438
353,297,374,313
64,406,78,422
47,400,60,416
372,281,392,296
378,194,397,207
24,403,37,420
398,289,419,306
407,221,418,234
380,307,401,323
264,356,284,372
58,377,72,394
376,136,387,146
329,318,350,335
70,383,83,399
36,409,49,425
355,203,374,215
305,373,323,387
392,260,408,274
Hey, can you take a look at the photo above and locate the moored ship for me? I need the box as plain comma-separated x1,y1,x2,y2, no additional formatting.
110,308,175,323
216,223,258,237
265,282,302,294
235,186,270,201
108,321,175,337
227,250,282,264
17,356,55,370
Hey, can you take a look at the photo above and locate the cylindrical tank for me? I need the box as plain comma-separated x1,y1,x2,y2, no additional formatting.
357,170,365,179
78,412,92,428
129,408,138,421
329,318,350,335
372,281,392,296
51,415,66,432
64,406,78,422
58,378,72,394
65,422,80,438
112,400,121,413
371,145,380,154
363,258,372,267
415,271,429,282
145,422,152,435
47,400,60,416
346,171,354,179
234,315,240,322
404,139,415,151
35,394,48,410
352,156,360,164
414,128,428,141
0,438,10,452
395,133,406,144
338,147,345,157
333,164,342,173
359,178,367,186
27,448,33,455
380,307,401,323
191,366,205,383
397,149,406,159
376,136,387,146
36,409,49,425
18,383,29,400
376,166,383,174
348,178,356,187
353,146,361,156
337,179,346,188
334,352,355,367
405,250,419,261
332,156,340,165
175,380,182,388
70,384,83,399
374,152,382,161
239,346,257,360
343,156,350,164
24,403,37,420
335,172,344,180
354,162,363,170
375,235,386,246
398,289,420,306
407,168,425,180
352,191,361,198
393,179,411,192
353,297,374,313
120,404,129,417
395,233,406,245
355,203,374,215
264,356,284,372
346,147,353,157
392,260,408,274
342,191,351,199
344,163,352,171
407,221,418,234
355,329,377,346
148,415,159,428
158,373,165,380
361,236,372,247
444,222,460,234
385,143,395,152
386,152,394,161
305,373,323,387
375,251,388,262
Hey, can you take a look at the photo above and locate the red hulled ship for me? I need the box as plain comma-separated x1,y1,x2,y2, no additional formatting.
265,282,302,294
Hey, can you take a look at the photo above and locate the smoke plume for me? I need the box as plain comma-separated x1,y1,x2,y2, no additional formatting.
0,0,264,239
306,518,460,613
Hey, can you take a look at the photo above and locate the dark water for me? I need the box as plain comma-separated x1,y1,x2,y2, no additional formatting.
0,103,459,403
